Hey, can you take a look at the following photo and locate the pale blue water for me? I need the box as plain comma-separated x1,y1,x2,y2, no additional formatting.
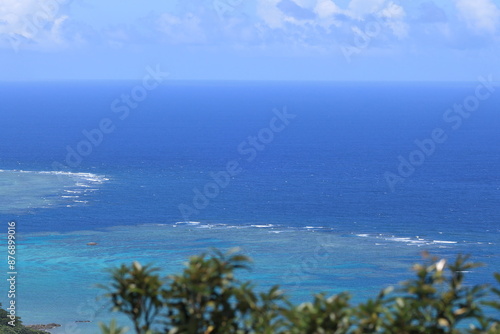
0,81,499,332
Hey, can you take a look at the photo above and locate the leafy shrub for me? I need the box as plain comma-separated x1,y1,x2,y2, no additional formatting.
0,305,46,334
101,249,500,334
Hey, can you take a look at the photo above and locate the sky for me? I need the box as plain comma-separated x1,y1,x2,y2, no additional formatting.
0,0,499,81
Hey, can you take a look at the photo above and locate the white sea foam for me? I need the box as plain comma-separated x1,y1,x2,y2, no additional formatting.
0,169,107,180
175,221,202,225
433,240,457,244
75,183,92,188
197,224,214,229
354,232,459,247
0,169,108,212
167,223,333,235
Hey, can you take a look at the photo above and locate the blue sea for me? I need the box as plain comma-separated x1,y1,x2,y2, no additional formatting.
0,81,499,333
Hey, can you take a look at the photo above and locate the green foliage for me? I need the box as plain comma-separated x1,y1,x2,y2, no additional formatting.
379,253,487,333
0,304,46,334
98,261,164,334
101,248,285,333
166,249,289,333
163,248,255,333
481,273,500,334
101,249,500,334
99,319,130,334
282,292,353,333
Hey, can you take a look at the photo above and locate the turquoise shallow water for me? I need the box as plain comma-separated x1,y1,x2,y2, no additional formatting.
12,222,499,333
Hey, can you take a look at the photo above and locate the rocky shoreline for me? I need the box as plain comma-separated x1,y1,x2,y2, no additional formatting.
26,321,93,332
26,323,62,331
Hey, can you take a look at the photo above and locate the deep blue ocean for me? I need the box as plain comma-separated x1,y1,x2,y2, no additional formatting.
0,81,499,332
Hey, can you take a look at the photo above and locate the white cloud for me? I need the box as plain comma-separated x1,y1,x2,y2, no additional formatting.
0,0,70,50
455,0,500,34
156,12,207,44
256,0,289,29
314,0,342,19
257,0,322,30
44,14,68,44
378,2,408,38
347,0,386,19
293,0,318,8
313,0,348,30
378,2,404,20
252,0,411,49
0,0,41,38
